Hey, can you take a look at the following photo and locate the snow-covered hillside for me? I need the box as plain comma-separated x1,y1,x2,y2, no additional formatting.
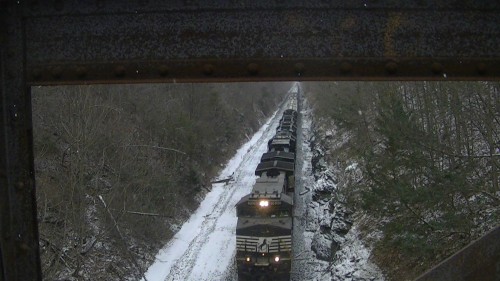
292,95,384,281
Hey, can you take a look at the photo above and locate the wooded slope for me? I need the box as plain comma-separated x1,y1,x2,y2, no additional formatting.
305,81,500,280
32,82,289,280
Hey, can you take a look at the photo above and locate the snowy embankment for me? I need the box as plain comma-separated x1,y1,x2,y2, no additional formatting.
293,98,384,281
141,100,291,281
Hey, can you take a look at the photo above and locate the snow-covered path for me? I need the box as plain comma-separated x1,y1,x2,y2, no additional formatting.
142,100,290,281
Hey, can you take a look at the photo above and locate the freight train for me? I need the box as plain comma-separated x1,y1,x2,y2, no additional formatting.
235,89,299,281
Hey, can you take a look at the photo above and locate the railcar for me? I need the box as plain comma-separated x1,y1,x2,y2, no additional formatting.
268,131,296,153
236,93,298,281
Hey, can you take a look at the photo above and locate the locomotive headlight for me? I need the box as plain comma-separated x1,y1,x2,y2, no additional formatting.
259,200,269,207
246,257,251,262
274,256,280,262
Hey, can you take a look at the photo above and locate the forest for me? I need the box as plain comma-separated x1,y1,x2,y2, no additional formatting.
31,82,289,280
305,81,500,280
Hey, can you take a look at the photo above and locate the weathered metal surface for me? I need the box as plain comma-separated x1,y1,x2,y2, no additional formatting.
416,226,500,281
23,0,500,84
1,1,500,280
20,0,500,16
0,2,42,281
27,8,500,60
27,58,500,85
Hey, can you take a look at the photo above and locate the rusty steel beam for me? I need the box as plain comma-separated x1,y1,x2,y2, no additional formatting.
23,0,500,84
26,58,500,84
1,1,500,281
416,226,500,281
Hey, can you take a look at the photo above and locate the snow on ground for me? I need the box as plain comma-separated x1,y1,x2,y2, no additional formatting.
291,94,332,281
330,225,384,281
292,94,384,281
142,98,292,281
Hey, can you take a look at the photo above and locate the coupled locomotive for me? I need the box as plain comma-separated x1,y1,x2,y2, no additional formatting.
235,90,298,281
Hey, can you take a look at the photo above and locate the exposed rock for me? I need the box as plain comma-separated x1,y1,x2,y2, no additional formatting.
311,232,333,261
307,116,384,280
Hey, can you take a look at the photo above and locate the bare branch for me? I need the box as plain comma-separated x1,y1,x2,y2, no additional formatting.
480,191,500,202
122,144,186,155
98,196,149,281
111,209,173,218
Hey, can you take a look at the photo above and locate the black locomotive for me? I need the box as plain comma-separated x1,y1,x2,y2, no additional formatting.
236,88,298,281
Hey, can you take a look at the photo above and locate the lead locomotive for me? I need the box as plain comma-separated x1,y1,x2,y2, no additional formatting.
236,88,298,281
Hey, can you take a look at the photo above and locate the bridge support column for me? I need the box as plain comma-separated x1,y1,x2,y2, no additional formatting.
0,3,42,280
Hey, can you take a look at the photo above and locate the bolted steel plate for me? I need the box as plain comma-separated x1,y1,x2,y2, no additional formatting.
21,0,500,83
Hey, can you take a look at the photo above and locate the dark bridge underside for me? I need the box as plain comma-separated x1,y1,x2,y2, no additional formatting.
20,0,500,83
1,1,499,281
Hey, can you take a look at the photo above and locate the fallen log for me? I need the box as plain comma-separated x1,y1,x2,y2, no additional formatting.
210,177,233,184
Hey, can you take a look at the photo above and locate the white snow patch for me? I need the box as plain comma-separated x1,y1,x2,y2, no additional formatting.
331,226,384,281
345,163,358,172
